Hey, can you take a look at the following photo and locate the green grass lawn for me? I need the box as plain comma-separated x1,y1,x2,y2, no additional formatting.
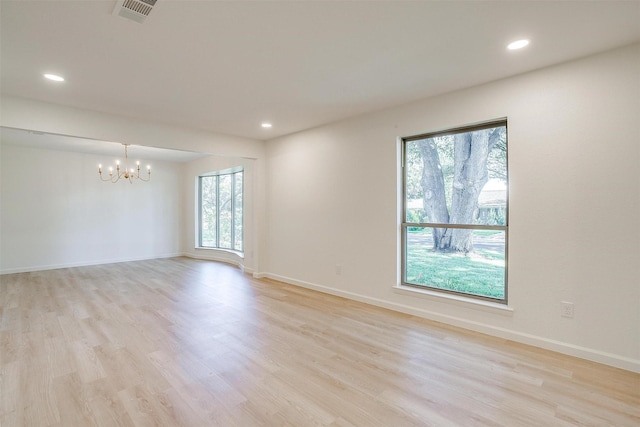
405,240,505,299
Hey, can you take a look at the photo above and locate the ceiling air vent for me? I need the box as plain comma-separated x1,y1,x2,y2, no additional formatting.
113,0,157,24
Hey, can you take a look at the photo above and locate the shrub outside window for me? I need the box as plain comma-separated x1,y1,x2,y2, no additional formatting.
199,169,243,252
402,119,508,302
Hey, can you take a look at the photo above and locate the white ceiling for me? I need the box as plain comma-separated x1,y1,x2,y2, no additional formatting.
1,0,639,141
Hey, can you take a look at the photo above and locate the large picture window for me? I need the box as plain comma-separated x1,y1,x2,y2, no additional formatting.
199,169,243,252
402,119,508,302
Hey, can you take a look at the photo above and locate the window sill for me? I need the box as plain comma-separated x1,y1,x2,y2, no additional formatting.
195,247,244,259
393,284,514,315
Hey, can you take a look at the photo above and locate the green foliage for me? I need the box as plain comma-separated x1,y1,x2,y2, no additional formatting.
200,176,217,246
473,230,502,236
406,208,426,231
487,131,507,181
404,142,424,202
482,208,506,226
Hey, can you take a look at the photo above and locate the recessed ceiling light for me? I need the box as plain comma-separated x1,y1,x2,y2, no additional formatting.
261,123,272,128
507,39,530,50
44,73,65,82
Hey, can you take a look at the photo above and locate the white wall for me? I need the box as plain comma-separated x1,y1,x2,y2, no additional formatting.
261,44,640,372
182,155,259,273
0,144,184,272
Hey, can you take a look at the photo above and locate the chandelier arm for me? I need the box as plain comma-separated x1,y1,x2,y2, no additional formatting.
98,144,151,184
137,172,151,182
99,170,119,182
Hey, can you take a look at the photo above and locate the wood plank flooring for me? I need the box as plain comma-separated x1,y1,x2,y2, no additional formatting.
1,257,638,426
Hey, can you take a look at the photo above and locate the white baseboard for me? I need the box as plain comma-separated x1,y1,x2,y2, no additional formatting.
183,252,254,275
0,252,253,276
0,253,184,275
254,271,640,374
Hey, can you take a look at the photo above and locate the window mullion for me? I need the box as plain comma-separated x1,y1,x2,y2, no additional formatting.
198,177,203,247
216,175,220,248
230,173,235,250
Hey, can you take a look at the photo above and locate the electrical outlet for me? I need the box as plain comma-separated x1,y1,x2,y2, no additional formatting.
561,301,574,318
335,264,342,275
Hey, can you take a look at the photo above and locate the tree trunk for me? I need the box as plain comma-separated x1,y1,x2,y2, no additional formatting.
417,140,449,249
438,129,499,253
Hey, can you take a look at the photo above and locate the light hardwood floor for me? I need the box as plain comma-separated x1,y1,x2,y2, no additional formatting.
1,258,638,426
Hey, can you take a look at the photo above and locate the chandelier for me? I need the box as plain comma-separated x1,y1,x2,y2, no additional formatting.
98,144,151,183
